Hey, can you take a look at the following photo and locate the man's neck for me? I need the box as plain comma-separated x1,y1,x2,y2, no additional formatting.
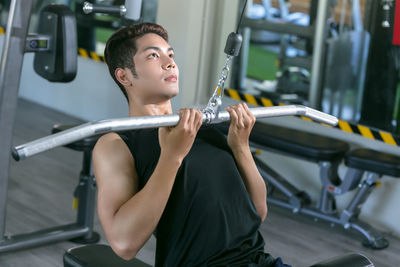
129,100,173,117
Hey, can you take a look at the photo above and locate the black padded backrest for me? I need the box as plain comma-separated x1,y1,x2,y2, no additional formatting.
63,244,151,267
345,148,400,177
310,253,374,267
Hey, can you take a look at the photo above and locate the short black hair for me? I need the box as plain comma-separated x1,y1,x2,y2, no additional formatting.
104,23,169,102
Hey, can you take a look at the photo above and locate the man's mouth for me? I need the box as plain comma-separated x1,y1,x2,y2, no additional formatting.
164,74,177,82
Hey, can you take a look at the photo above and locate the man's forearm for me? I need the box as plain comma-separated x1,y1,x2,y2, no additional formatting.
232,146,267,221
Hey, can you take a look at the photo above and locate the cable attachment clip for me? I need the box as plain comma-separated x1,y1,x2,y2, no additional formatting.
202,32,242,123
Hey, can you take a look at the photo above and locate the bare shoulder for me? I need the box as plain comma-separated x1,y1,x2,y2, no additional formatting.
93,132,133,167
93,132,137,189
94,132,129,155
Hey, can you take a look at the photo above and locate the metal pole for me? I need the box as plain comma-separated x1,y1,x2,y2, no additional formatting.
308,0,330,109
13,105,338,161
238,0,252,90
0,0,33,241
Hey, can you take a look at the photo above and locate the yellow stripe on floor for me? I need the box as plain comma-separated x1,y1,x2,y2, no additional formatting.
357,125,374,139
261,97,273,107
79,48,89,58
379,131,397,146
339,120,353,133
321,123,333,128
90,51,100,62
301,116,312,121
227,89,241,100
244,93,258,105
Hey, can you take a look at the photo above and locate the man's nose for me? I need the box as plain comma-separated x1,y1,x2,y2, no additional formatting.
162,57,175,70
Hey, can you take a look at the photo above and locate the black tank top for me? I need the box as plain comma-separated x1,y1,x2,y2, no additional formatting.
118,125,271,266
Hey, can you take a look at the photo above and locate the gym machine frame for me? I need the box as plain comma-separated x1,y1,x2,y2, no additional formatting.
0,0,96,253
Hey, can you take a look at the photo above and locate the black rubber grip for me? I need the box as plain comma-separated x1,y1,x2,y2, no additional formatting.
11,148,20,161
224,32,243,57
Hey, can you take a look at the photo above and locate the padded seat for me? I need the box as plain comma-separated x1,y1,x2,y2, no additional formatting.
214,122,349,162
64,245,374,267
52,124,102,152
345,148,400,177
310,253,374,267
63,244,151,267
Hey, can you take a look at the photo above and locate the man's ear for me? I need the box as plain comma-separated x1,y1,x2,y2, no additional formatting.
115,68,133,87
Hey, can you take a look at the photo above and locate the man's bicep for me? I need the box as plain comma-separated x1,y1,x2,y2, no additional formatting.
93,133,139,225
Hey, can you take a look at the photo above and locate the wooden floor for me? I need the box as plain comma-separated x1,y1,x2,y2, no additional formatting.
0,99,399,266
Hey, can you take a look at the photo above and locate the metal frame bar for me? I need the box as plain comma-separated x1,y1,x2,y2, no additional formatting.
237,0,252,90
308,0,330,109
241,17,315,38
255,154,389,249
0,224,90,253
13,105,338,161
0,0,99,253
0,0,34,242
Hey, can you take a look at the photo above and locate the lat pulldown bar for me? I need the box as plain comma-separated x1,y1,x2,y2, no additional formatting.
13,105,338,161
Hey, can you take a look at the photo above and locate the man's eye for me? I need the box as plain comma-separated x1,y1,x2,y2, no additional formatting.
149,53,159,59
169,54,174,58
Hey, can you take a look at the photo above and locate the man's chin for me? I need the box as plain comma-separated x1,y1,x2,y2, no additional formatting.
164,87,179,99
144,86,179,103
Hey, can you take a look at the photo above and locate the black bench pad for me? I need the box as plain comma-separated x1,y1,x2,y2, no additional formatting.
52,124,102,152
310,253,374,267
345,148,400,177
63,244,151,267
64,245,374,267
214,122,349,162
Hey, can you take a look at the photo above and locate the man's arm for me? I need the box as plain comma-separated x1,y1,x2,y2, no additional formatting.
93,109,203,260
226,103,267,222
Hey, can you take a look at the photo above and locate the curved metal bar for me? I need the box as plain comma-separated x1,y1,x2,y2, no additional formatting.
13,105,338,161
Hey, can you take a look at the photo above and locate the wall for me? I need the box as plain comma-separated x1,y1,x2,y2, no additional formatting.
18,53,129,121
156,0,239,107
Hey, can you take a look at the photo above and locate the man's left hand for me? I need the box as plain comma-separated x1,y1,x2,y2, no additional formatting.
226,103,255,152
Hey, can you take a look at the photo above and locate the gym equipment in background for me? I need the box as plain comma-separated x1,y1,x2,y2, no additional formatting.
0,1,88,254
322,0,370,123
82,0,143,21
215,121,400,249
32,4,78,82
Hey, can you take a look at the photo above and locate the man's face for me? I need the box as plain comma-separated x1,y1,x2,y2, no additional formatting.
131,33,179,103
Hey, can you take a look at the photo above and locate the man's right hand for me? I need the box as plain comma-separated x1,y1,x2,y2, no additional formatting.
158,108,203,163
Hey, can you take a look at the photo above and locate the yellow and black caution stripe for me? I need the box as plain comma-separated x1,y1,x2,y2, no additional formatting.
78,48,105,62
224,88,400,147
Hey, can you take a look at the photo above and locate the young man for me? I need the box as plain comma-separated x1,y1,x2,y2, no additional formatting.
93,22,289,266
